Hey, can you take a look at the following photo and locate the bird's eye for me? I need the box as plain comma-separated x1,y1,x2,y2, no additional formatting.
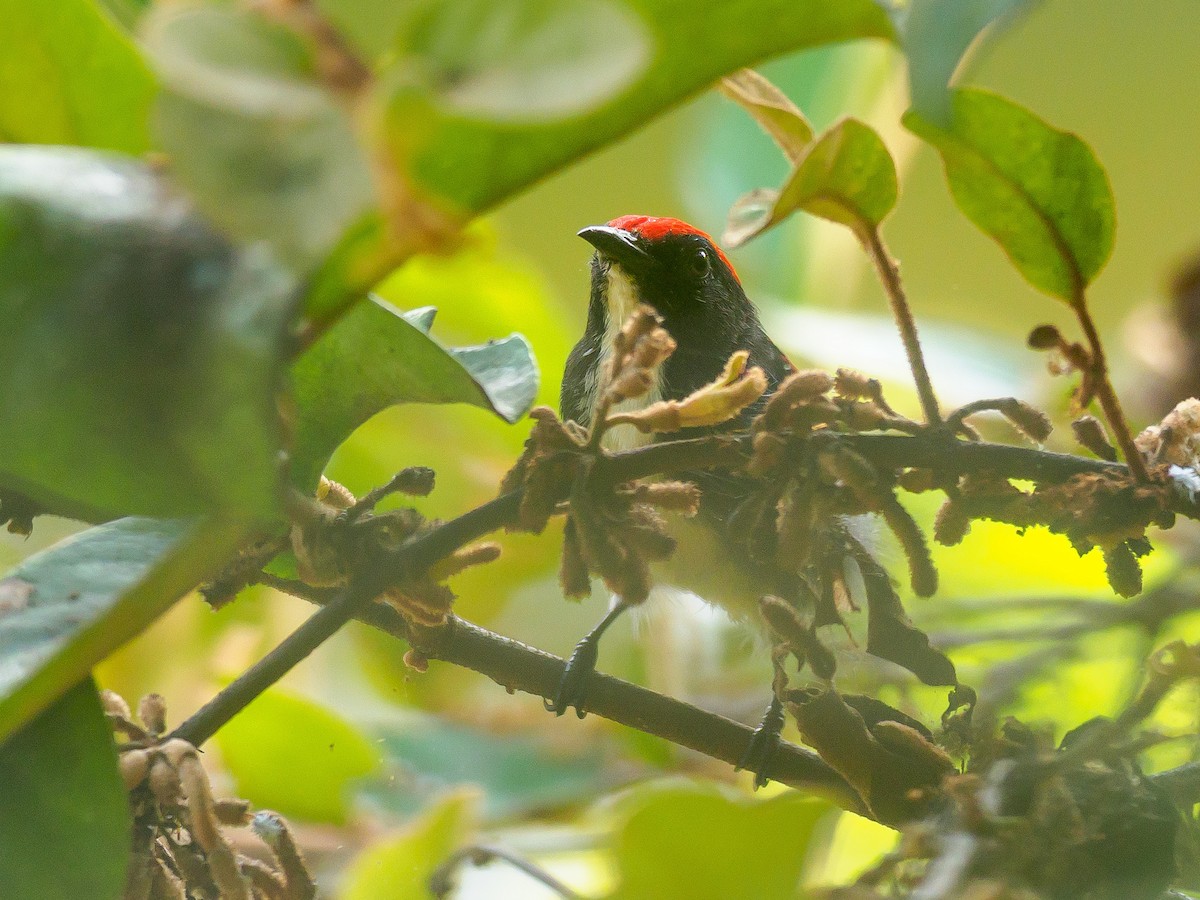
690,247,711,277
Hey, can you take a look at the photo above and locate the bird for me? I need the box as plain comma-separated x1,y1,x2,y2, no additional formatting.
554,214,798,780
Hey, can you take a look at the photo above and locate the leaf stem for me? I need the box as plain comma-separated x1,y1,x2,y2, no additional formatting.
862,227,942,426
1071,290,1149,481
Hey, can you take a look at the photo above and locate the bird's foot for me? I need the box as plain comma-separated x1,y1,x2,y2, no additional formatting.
545,635,601,719
737,695,786,789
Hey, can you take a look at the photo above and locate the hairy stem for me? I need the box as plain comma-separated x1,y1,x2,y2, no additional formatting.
1071,290,1149,481
863,227,942,427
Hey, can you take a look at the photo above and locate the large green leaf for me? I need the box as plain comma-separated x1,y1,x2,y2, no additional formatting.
0,679,130,900
904,88,1115,301
290,296,538,489
0,517,251,741
405,0,652,122
0,0,155,152
0,146,295,519
216,689,381,825
143,5,375,272
902,0,1035,126
400,0,897,212
725,117,897,246
609,780,831,900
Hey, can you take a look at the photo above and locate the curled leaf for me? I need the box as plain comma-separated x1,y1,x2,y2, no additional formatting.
718,68,814,163
724,118,897,247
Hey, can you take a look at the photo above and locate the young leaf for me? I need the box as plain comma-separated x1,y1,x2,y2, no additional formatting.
0,147,296,520
725,117,898,246
0,0,155,153
903,0,1035,126
289,296,538,489
143,5,375,273
718,68,814,164
904,88,1116,301
0,679,130,900
0,517,253,742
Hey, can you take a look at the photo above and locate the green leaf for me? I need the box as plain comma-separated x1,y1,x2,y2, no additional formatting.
725,117,897,246
0,517,252,742
904,88,1116,301
397,0,897,212
0,679,130,900
609,780,831,900
340,790,478,900
215,689,381,825
718,68,814,164
903,0,1034,126
0,0,155,153
143,5,375,272
290,295,538,489
358,713,608,821
408,0,652,122
0,146,295,519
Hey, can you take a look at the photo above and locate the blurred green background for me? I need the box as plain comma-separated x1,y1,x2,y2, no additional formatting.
5,1,1200,896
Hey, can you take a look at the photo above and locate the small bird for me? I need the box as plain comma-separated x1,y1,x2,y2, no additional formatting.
555,215,797,777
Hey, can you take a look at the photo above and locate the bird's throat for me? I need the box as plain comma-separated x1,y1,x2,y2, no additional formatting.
597,264,663,452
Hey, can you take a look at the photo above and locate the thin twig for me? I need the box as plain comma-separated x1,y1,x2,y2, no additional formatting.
862,226,942,426
1071,288,1149,481
429,845,582,900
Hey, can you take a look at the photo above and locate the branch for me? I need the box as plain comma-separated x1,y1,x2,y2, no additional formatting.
283,580,867,815
171,429,1184,789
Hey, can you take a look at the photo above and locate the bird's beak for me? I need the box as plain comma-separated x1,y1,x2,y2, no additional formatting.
577,225,657,276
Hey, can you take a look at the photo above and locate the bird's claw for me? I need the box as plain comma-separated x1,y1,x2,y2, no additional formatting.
737,696,786,789
545,636,601,718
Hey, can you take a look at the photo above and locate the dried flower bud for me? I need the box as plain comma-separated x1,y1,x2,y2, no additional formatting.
606,368,654,403
317,476,356,509
1072,415,1117,461
100,689,132,722
559,519,592,599
1027,323,1063,350
897,468,936,493
934,498,971,546
629,328,677,370
606,355,767,434
1103,541,1143,598
403,649,430,672
392,466,436,497
747,432,786,475
630,481,702,516
138,693,168,735
758,594,809,647
1137,398,1200,467
997,398,1053,443
429,542,501,581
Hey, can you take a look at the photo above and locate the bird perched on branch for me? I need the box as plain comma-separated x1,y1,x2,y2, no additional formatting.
555,215,797,778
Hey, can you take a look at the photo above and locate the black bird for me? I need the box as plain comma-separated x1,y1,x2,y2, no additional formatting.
554,215,797,780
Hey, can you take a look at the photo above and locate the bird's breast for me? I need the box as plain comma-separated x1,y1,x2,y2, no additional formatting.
593,265,664,452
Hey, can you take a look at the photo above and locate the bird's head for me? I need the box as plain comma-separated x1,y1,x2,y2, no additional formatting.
578,215,751,338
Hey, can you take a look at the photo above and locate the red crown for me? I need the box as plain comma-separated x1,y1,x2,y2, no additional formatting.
606,215,740,284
